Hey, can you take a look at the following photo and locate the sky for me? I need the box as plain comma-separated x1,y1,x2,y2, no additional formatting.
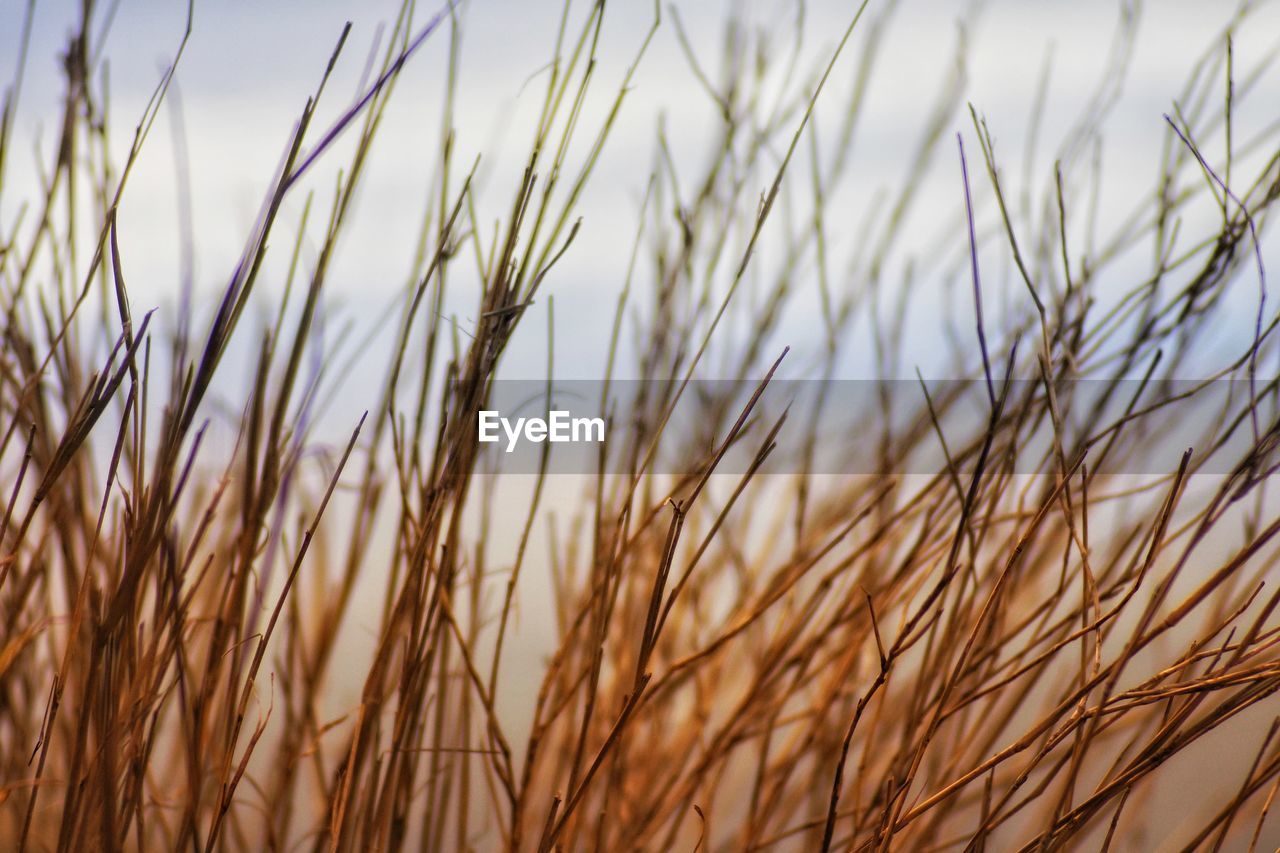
5,0,1279,396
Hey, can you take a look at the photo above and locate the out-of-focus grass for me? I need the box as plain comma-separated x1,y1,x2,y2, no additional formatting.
4,1,1280,850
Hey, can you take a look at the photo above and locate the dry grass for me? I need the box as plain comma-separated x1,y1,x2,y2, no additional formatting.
4,0,1280,850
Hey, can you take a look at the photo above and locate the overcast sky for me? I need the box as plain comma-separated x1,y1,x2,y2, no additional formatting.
4,0,1279,385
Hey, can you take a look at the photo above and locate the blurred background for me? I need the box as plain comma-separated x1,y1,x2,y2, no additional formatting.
6,0,1279,390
